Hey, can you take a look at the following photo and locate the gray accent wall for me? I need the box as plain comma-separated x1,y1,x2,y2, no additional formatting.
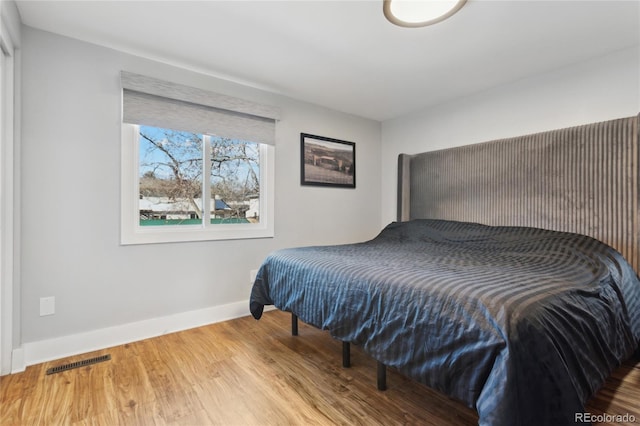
19,26,381,347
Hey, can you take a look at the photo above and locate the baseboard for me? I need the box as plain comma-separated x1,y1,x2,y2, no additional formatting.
19,300,274,370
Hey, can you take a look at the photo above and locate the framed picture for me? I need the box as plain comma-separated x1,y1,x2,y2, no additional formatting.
300,133,356,188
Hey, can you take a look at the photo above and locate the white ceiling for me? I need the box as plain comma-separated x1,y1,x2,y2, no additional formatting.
15,0,640,122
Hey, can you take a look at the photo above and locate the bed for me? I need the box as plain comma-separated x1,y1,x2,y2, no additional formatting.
250,115,640,426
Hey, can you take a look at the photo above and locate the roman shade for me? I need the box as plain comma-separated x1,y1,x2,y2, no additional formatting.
121,71,280,145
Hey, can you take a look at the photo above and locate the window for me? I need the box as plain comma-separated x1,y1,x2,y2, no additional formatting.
120,72,279,244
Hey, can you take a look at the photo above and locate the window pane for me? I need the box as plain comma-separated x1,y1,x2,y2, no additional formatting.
138,125,203,226
210,137,260,224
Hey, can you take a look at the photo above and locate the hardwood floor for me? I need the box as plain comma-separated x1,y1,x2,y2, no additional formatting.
1,310,639,425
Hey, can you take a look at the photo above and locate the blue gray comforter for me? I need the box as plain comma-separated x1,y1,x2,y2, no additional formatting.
250,219,640,426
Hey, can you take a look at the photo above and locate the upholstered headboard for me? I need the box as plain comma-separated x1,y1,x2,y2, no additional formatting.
397,115,639,275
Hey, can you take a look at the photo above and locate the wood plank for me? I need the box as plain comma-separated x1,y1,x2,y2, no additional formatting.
1,310,638,425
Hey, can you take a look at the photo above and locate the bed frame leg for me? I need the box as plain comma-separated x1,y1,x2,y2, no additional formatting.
291,313,298,336
342,342,351,368
377,361,387,391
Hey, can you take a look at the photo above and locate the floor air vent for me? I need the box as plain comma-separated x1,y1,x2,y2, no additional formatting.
46,354,111,375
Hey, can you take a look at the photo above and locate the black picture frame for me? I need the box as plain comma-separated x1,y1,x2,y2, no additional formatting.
300,133,356,188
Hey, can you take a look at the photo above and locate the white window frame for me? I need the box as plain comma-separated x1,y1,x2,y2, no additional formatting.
121,123,274,245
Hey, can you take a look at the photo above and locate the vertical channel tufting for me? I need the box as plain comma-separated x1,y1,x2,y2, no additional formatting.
399,116,639,275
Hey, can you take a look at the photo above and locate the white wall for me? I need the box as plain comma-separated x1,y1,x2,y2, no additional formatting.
380,46,640,225
19,26,381,365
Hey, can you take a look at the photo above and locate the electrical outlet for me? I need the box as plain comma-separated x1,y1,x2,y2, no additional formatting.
40,297,55,316
249,269,258,283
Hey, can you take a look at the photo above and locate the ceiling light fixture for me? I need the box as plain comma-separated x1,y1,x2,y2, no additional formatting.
383,0,467,28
